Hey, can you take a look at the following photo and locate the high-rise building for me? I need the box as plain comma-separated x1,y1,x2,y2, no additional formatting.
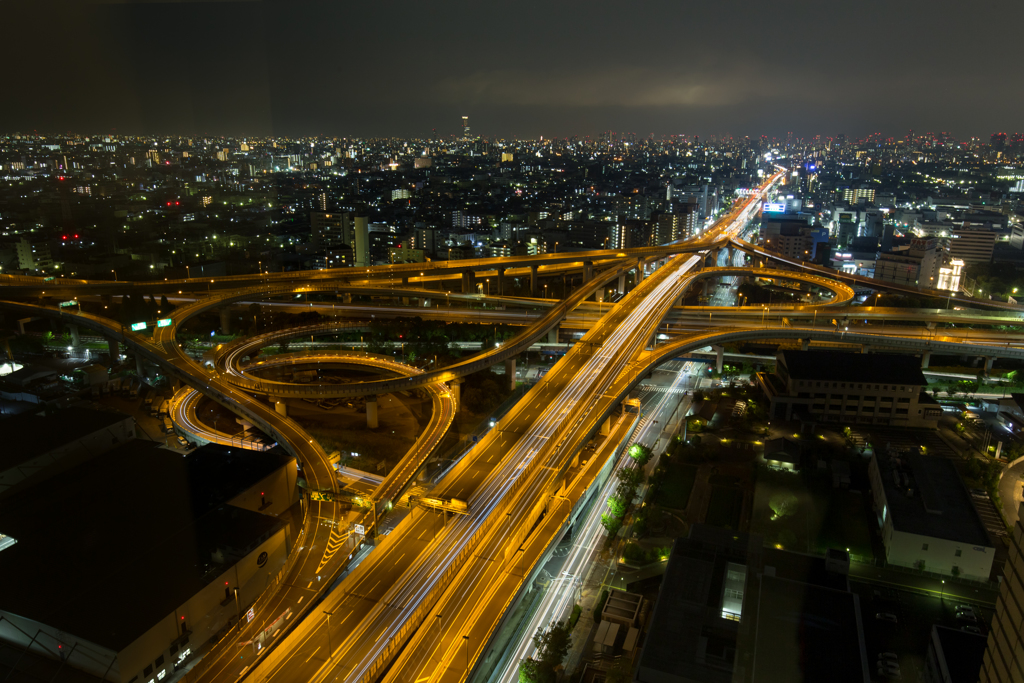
354,216,370,267
462,116,470,139
311,212,352,251
979,502,1024,682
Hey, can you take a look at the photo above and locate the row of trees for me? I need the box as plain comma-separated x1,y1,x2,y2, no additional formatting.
600,444,651,538
518,621,573,683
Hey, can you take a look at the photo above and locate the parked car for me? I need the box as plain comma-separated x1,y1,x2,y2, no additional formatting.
956,612,978,623
876,667,902,680
961,626,983,635
876,613,898,624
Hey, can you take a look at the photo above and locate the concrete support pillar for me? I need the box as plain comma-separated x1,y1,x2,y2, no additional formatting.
712,345,724,374
171,378,181,391
343,293,353,304
530,265,539,296
583,261,594,284
17,318,30,335
547,326,559,344
461,270,476,294
636,258,645,282
926,321,936,330
984,357,995,375
800,339,809,351
617,273,626,294
600,416,611,436
504,358,516,391
401,276,409,286
107,339,120,360
219,308,231,335
861,345,871,354
921,352,931,369
596,289,606,304
702,280,710,296
497,267,506,296
450,379,463,408
136,354,145,378
68,324,80,347
274,399,287,416
366,395,378,429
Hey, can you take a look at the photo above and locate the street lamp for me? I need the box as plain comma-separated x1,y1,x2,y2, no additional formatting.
323,610,334,660
111,269,118,282
940,580,945,601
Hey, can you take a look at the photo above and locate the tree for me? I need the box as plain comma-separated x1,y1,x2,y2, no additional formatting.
769,491,798,520
616,465,644,489
532,620,572,673
518,657,543,683
606,494,628,519
600,513,622,536
628,443,652,466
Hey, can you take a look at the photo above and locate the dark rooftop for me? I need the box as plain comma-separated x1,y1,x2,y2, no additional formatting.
0,441,291,651
0,404,132,471
780,350,927,386
878,451,991,548
751,574,868,683
932,625,987,683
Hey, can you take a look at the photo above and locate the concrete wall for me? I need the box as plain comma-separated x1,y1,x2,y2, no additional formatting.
120,524,289,683
882,524,994,581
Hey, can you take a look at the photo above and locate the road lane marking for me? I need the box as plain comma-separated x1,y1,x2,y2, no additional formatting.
305,646,321,663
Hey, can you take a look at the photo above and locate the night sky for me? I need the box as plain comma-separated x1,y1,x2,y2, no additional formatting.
3,0,1022,140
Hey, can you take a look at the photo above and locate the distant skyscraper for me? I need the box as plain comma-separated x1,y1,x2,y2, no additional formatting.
462,116,470,139
354,216,370,267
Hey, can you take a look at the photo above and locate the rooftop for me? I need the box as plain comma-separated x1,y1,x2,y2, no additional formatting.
751,574,868,683
0,404,132,471
931,625,987,683
780,350,927,386
878,451,991,548
0,441,292,652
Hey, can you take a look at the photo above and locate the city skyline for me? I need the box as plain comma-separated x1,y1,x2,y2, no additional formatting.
2,0,1022,139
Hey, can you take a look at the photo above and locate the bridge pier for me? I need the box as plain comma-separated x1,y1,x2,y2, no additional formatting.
504,358,516,391
600,416,611,436
497,267,506,296
68,324,80,347
984,357,995,376
274,399,287,417
617,273,625,295
583,261,594,284
366,396,379,429
401,276,409,286
136,354,145,378
921,352,931,369
17,318,31,335
219,308,232,335
107,339,120,360
861,345,871,354
702,280,710,297
530,265,539,296
461,270,476,294
636,258,645,283
547,326,559,344
450,378,463,409
800,339,809,351
712,345,724,374
343,292,352,304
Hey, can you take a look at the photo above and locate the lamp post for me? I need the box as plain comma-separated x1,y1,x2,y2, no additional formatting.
940,580,945,601
323,610,334,660
111,269,118,282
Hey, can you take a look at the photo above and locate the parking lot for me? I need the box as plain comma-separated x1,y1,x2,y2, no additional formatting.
851,581,991,682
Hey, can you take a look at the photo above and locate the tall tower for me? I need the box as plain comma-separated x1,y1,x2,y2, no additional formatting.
979,501,1024,682
462,116,470,139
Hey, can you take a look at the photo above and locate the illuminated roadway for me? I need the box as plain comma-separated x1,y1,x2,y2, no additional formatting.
15,167,1024,683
